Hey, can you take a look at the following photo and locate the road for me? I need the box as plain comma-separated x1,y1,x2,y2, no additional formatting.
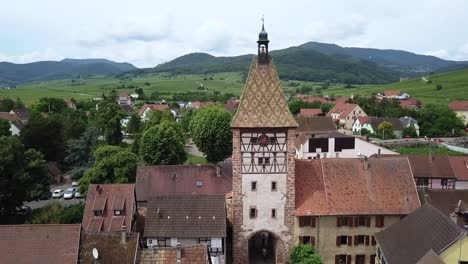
25,183,85,209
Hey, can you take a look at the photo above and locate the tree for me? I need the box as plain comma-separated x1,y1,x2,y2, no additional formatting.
436,84,443,90
78,145,138,194
21,112,66,161
126,114,142,134
403,125,418,138
289,244,323,264
36,97,68,113
288,100,323,115
0,119,11,136
145,110,174,129
59,108,87,140
139,121,186,165
0,136,50,216
377,121,394,140
135,87,145,99
93,101,125,145
0,98,15,111
64,127,101,180
190,105,232,164
29,202,84,224
417,104,464,137
180,109,196,136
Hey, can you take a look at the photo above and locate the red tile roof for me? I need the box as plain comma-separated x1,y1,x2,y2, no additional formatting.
299,108,322,117
449,156,468,181
138,245,210,264
136,165,232,202
0,112,19,122
326,103,361,119
383,90,400,96
191,101,214,108
356,116,368,125
79,232,139,264
0,224,81,264
119,91,129,97
300,97,328,103
82,184,136,233
407,155,456,179
139,104,169,116
399,98,421,109
450,100,468,111
295,157,420,216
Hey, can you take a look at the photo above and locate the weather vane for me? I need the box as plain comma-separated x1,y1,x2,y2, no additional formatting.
261,15,264,25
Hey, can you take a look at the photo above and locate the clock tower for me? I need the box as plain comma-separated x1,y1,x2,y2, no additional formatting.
231,23,298,264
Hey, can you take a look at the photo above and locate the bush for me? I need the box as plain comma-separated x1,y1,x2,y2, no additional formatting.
436,84,443,90
29,202,85,224
289,244,323,264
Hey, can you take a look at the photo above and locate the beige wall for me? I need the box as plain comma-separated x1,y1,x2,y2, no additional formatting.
343,106,367,130
455,110,468,125
294,215,402,264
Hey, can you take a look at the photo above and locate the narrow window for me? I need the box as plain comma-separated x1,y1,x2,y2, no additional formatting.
271,209,276,218
271,181,277,191
250,207,257,219
114,210,122,216
355,255,365,264
251,181,257,191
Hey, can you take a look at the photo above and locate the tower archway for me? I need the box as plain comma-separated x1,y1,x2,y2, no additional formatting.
248,230,286,264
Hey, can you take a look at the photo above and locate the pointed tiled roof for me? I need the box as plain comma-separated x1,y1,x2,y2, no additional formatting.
231,56,297,128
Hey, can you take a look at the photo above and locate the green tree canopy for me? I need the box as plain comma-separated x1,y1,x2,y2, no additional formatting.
403,125,418,138
36,97,68,113
0,98,15,112
145,110,174,129
0,136,50,216
78,145,138,194
29,202,85,224
289,244,323,264
139,121,186,165
377,121,394,139
417,104,465,137
190,105,232,164
288,100,323,115
20,112,66,161
126,114,142,134
0,119,11,136
92,101,125,145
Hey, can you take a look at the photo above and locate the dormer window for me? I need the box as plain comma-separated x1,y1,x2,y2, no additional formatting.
94,210,103,216
114,210,122,216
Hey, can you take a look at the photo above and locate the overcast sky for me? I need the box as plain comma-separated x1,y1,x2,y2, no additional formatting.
1,0,468,68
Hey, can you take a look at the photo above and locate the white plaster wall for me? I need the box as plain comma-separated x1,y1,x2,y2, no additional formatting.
432,179,442,189
456,181,468,190
242,173,288,233
455,111,468,125
10,124,20,136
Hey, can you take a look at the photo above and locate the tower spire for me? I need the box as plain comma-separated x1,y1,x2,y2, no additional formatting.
257,16,269,64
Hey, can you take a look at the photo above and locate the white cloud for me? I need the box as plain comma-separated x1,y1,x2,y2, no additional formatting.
424,49,449,59
302,15,367,43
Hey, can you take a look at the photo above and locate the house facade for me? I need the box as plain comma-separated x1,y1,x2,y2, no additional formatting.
118,92,133,105
0,112,23,135
450,156,468,189
450,100,468,125
407,155,457,190
399,116,419,136
139,103,169,121
360,117,404,139
327,103,367,130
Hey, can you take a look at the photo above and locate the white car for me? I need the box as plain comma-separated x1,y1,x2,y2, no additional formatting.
74,191,84,198
52,189,64,198
63,188,76,199
71,181,79,187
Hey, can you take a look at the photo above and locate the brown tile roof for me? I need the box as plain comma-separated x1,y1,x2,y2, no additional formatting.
138,245,210,264
231,56,297,128
383,90,400,96
139,103,169,115
449,156,468,181
0,224,81,264
416,250,445,264
299,108,322,117
11,108,30,121
79,232,139,264
145,195,226,238
136,165,232,202
407,155,456,179
399,98,421,109
295,156,420,216
0,112,18,122
191,101,214,108
356,116,368,125
450,100,468,111
375,203,464,264
326,103,360,119
82,184,136,233
366,117,404,130
418,189,468,228
298,96,328,103
296,116,337,133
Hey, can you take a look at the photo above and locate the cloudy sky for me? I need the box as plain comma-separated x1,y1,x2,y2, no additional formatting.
1,0,468,68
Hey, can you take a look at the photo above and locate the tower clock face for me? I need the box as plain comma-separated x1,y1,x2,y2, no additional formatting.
240,131,287,173
258,134,269,147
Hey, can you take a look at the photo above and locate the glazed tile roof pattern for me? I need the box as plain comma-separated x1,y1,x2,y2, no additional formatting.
0,224,81,264
415,250,445,264
450,100,468,111
418,189,468,228
407,155,456,179
82,184,135,233
295,156,420,216
326,103,360,119
144,195,226,238
136,164,232,202
299,108,322,117
375,203,464,264
79,232,139,264
449,156,468,181
231,56,297,128
138,245,210,264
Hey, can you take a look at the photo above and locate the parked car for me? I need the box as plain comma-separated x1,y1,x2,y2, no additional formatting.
52,189,64,198
16,205,32,216
63,188,76,199
74,191,84,198
72,181,79,187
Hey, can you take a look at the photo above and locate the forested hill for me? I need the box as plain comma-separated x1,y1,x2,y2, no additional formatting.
0,58,137,86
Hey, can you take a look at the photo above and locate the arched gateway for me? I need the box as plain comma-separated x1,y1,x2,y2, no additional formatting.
230,22,298,264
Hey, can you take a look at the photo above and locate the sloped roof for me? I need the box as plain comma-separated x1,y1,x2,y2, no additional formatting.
326,103,361,119
138,245,210,264
418,189,468,228
375,203,464,264
383,90,400,96
407,155,456,179
449,156,468,181
79,232,139,264
450,100,468,111
296,116,337,133
415,250,445,264
299,97,328,103
295,156,420,216
144,195,226,238
231,56,297,128
299,108,322,117
139,104,169,116
399,116,418,127
82,184,135,233
356,116,368,125
0,112,18,122
0,224,81,264
399,98,421,109
366,117,404,130
135,164,232,202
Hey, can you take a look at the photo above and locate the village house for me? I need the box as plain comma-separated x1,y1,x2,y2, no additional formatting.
295,156,420,264
9,107,30,123
375,203,468,264
450,156,468,189
138,244,212,264
117,91,133,106
407,155,457,190
418,189,468,229
82,184,137,233
0,111,24,135
79,231,139,264
0,224,81,264
450,100,468,125
299,108,323,117
360,117,405,139
398,98,421,109
65,99,77,110
326,103,367,130
352,116,368,135
186,101,214,109
139,103,170,121
143,195,227,264
399,116,420,136
376,90,410,100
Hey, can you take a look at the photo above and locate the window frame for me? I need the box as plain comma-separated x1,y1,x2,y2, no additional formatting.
271,181,277,191
251,181,257,191
249,207,257,219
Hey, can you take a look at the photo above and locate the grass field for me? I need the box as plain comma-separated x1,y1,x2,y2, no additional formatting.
396,146,467,156
1,68,467,106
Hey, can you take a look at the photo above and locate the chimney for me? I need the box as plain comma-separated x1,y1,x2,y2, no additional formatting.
121,225,126,244
176,243,182,263
216,164,221,177
364,157,369,172
378,149,381,156
450,212,458,224
171,172,177,181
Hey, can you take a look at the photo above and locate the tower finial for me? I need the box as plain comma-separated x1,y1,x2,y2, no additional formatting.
261,15,265,30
